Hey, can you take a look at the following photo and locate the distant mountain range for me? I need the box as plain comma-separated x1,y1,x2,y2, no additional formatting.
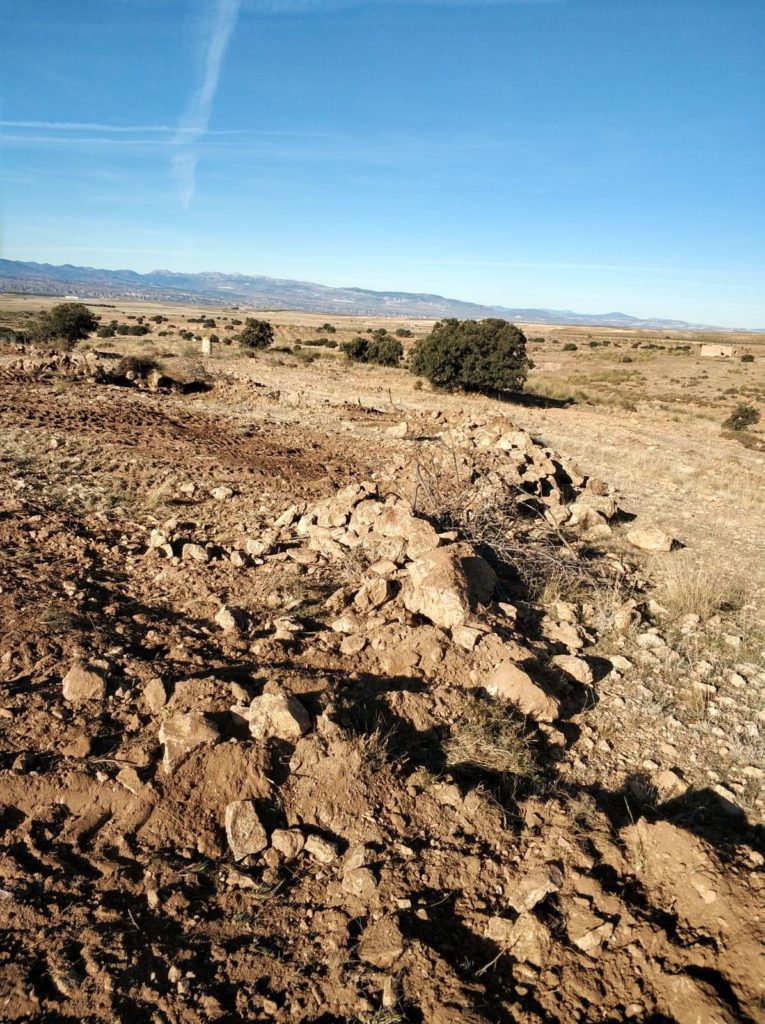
0,259,743,331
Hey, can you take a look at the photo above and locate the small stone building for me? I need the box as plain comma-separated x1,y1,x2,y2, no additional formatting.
700,344,741,358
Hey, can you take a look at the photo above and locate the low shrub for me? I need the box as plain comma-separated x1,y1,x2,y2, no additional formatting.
562,342,578,351
341,335,403,366
723,403,760,431
741,353,755,363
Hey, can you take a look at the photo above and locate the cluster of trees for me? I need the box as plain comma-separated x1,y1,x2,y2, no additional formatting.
24,304,531,400
341,335,404,366
97,323,150,338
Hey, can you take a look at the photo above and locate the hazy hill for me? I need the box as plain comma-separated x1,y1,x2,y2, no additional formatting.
0,258,734,330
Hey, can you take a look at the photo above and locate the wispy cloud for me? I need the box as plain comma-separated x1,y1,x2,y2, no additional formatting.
173,0,242,206
0,120,174,133
243,0,560,8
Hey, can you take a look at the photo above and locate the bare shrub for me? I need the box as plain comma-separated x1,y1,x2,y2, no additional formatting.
410,450,616,600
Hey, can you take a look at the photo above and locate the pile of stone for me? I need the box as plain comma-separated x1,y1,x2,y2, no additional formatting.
385,413,623,542
275,480,604,728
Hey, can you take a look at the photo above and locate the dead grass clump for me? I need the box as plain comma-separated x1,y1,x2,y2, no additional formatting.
445,697,536,779
411,452,616,601
115,354,161,379
654,556,748,621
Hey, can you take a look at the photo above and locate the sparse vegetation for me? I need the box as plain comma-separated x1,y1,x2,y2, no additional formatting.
445,696,536,778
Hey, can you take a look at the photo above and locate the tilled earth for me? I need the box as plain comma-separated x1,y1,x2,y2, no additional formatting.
0,361,763,1024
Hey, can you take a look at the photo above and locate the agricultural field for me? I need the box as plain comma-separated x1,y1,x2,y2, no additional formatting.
0,295,763,1023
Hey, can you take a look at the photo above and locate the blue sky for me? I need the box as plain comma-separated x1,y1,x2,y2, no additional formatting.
1,0,763,327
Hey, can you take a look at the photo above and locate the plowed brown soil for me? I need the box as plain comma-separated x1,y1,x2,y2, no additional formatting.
0,353,763,1024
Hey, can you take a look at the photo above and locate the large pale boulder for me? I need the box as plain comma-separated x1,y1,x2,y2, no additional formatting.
62,662,107,702
158,712,220,769
241,692,310,741
403,543,496,629
485,662,560,722
627,526,676,552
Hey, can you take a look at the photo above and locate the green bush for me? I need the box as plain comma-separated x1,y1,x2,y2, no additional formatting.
115,324,150,336
409,318,529,393
238,318,274,350
368,336,403,366
741,353,755,363
562,342,578,351
341,336,371,361
31,302,99,349
97,325,116,338
341,335,403,366
723,403,760,431
318,322,336,334
395,328,413,338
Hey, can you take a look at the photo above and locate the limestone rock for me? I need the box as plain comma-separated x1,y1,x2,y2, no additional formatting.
243,692,310,741
403,543,495,629
304,834,339,864
270,828,305,861
627,526,676,552
403,547,471,629
354,577,392,613
485,913,550,965
550,654,593,685
143,676,167,713
158,712,220,769
508,863,564,912
225,800,268,861
452,624,485,651
62,663,107,702
215,605,246,633
341,867,378,902
654,768,688,801
386,421,408,438
182,543,209,563
485,662,560,722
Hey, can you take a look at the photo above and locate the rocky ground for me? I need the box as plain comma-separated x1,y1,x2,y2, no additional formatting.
0,349,763,1023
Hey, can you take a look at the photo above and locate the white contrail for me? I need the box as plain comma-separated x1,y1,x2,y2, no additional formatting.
0,120,174,132
174,0,242,206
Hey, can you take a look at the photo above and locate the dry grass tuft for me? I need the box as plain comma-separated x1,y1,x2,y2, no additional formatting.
445,697,536,778
654,556,748,621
